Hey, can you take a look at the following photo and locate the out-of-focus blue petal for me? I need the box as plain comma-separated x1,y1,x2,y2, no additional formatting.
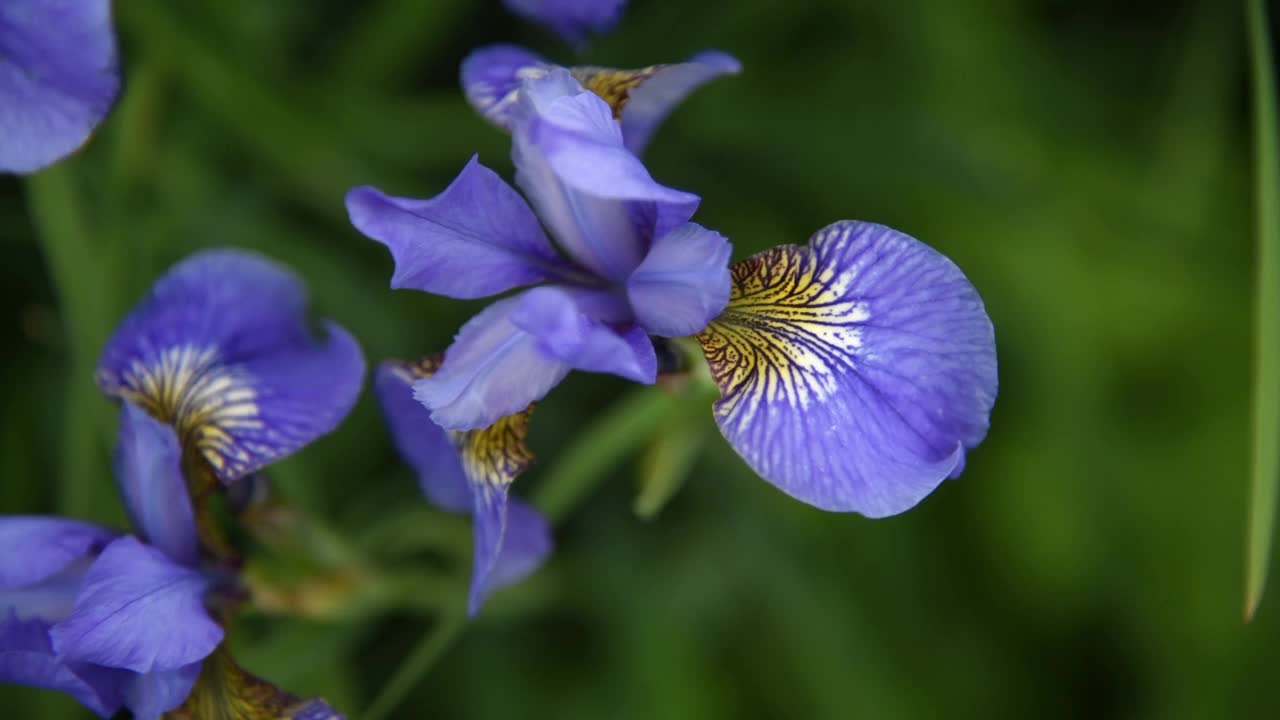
0,516,114,590
511,285,656,383
123,662,201,720
0,0,119,173
485,498,552,595
615,51,741,155
51,537,222,674
96,249,366,483
502,0,626,46
414,295,572,431
513,70,699,282
696,221,998,517
287,698,347,719
113,402,198,566
0,612,127,718
627,222,732,337
461,44,550,131
374,360,471,513
468,484,512,616
347,155,573,299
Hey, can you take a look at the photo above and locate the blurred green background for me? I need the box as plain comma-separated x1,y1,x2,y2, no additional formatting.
2,0,1277,717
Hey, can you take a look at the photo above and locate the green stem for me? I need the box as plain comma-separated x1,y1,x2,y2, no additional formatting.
1245,0,1280,621
26,166,119,522
360,613,466,720
534,385,715,523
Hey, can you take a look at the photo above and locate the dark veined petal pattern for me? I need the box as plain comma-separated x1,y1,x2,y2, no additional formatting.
696,221,997,518
379,357,552,615
96,249,365,483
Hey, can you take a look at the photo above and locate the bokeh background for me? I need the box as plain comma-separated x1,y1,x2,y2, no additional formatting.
2,0,1278,717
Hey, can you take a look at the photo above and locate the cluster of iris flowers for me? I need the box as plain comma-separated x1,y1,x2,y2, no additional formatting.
1,0,998,717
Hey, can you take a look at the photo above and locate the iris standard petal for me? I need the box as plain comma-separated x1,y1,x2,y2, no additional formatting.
347,155,572,299
513,70,699,281
573,51,742,156
511,285,656,383
627,222,732,337
374,360,471,512
461,44,550,131
0,612,128,717
51,536,223,674
696,221,998,517
123,662,202,720
96,249,366,483
0,0,120,173
113,402,198,566
414,295,572,431
502,0,626,46
0,516,114,590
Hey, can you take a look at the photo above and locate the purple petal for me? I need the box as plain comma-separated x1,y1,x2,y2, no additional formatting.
0,613,127,717
287,698,347,719
374,360,471,513
0,517,114,590
464,484,548,616
346,155,571,299
502,0,626,46
461,44,550,131
697,221,998,517
51,536,223,674
0,0,120,173
616,51,741,155
513,70,699,282
113,402,198,566
123,662,201,720
511,285,656,383
414,295,572,431
485,498,552,594
627,222,732,337
96,249,366,483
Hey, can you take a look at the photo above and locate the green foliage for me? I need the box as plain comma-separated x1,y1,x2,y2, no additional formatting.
1,0,1275,718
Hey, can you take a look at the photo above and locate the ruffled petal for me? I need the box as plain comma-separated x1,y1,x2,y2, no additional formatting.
123,662,202,720
0,613,127,717
0,0,120,173
0,516,114,590
414,295,572,431
461,44,550,131
347,155,572,299
627,222,732,337
51,536,222,674
113,402,198,566
511,285,656,383
374,359,471,512
696,221,998,517
502,0,626,46
513,70,699,282
96,249,366,483
572,51,741,155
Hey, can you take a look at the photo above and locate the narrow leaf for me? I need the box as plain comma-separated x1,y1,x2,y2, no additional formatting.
1245,0,1280,621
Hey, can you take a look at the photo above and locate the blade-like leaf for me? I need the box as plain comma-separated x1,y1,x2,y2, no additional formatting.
1245,0,1280,621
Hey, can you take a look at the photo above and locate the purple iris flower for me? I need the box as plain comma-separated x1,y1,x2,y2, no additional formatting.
0,249,363,717
347,68,732,432
462,43,741,156
0,407,225,719
502,0,626,46
693,221,999,517
0,0,120,173
376,357,551,615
